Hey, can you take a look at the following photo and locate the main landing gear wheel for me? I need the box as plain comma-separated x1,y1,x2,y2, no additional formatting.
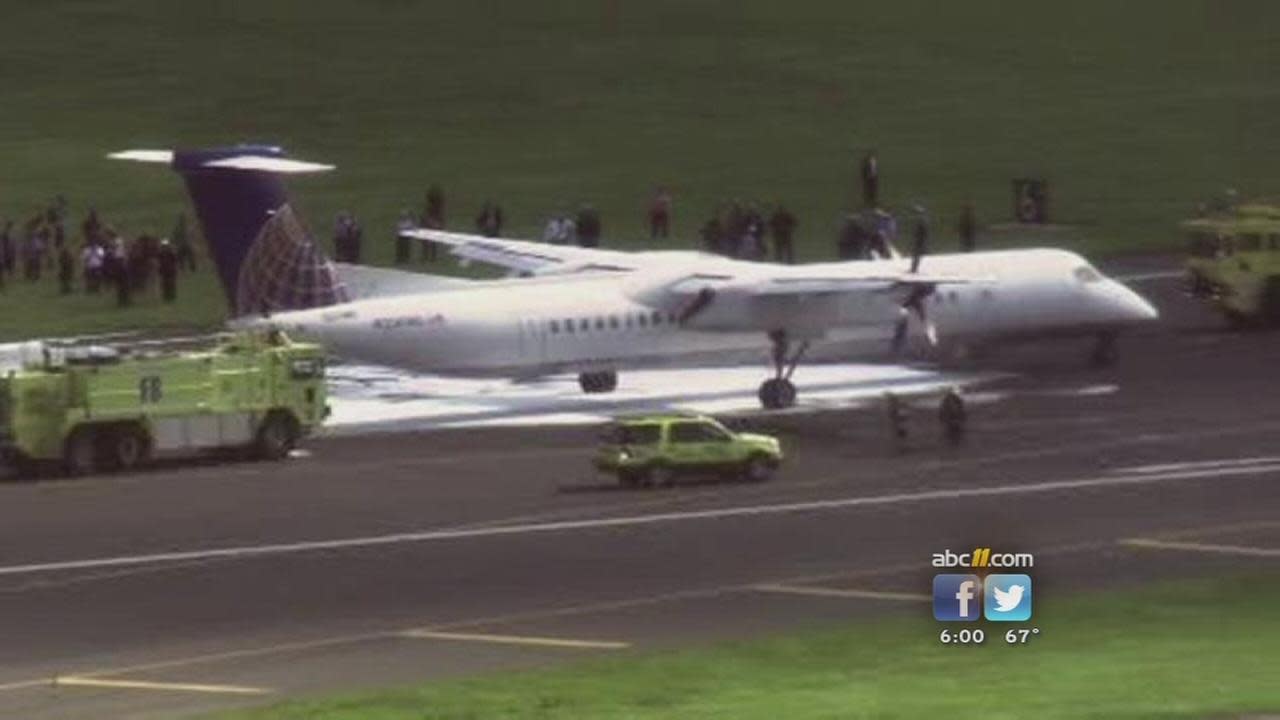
578,371,618,394
1089,331,1118,368
758,378,797,410
939,388,967,445
757,330,808,410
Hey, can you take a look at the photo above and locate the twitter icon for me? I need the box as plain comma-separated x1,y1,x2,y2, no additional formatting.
984,574,1032,621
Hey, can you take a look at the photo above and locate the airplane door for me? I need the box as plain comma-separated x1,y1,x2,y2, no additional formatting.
519,318,548,365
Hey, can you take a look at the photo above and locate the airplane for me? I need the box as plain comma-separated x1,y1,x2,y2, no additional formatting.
111,145,1158,410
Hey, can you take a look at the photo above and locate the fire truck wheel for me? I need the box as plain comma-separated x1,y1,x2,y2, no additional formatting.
108,425,150,471
63,427,98,477
256,412,299,461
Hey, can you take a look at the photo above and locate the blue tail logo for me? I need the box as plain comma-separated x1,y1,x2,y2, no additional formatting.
235,203,347,316
121,145,349,316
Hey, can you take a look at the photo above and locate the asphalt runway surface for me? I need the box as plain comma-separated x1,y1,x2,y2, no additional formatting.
1,256,1279,719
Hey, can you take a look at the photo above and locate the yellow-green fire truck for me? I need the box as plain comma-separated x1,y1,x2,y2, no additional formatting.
0,331,327,477
1183,201,1280,324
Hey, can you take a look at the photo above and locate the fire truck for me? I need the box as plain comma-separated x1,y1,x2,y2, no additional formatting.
0,330,327,477
1183,200,1280,324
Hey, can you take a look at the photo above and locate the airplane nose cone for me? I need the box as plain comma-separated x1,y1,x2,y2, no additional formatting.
1108,281,1159,324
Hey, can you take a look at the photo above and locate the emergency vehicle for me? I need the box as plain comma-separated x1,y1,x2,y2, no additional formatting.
0,330,327,476
1184,201,1280,324
595,413,783,487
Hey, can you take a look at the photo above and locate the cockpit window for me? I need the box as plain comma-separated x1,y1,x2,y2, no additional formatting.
1073,265,1102,283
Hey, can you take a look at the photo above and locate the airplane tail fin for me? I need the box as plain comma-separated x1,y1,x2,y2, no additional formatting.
110,145,349,317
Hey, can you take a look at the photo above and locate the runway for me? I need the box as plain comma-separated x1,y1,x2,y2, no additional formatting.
325,352,1001,432
0,256,1277,719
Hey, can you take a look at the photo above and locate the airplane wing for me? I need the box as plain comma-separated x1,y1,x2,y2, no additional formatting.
400,228,641,275
404,227,983,336
333,263,472,299
628,264,981,335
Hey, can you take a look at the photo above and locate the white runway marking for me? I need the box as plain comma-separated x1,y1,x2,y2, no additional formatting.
325,362,998,432
401,630,628,650
53,676,270,695
2,462,1279,578
751,584,929,602
1116,456,1280,475
1114,270,1184,283
1120,538,1280,558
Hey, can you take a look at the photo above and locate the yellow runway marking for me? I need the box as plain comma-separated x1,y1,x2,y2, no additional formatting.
54,675,270,695
1120,538,1280,558
752,583,930,602
401,630,629,650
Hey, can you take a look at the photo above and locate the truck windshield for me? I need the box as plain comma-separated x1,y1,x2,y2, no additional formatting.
1187,233,1220,258
615,425,661,445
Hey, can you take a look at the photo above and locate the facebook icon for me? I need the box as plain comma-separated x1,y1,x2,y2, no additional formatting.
933,574,983,621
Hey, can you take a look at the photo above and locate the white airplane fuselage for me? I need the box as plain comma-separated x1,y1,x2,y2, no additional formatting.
260,248,1156,377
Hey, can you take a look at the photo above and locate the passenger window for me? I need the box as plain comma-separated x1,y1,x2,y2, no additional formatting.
565,318,575,334
638,313,648,327
549,320,560,333
579,318,589,332
624,315,633,329
652,311,663,325
614,424,661,445
670,422,731,443
668,313,678,324
595,317,605,330
608,316,619,330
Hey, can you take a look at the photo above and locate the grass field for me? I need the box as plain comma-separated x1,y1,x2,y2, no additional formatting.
2,1,1279,339
210,573,1280,720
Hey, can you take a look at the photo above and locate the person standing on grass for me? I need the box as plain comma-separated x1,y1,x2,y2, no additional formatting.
860,150,880,208
768,204,797,264
347,214,364,264
837,214,866,260
648,186,672,239
173,212,196,271
541,213,565,244
109,234,131,307
395,210,415,264
57,243,74,295
421,184,444,262
22,218,43,281
0,219,13,278
81,242,104,293
82,207,102,248
476,201,504,238
699,214,723,255
907,206,929,261
576,205,601,248
157,239,178,303
333,213,351,262
52,217,65,255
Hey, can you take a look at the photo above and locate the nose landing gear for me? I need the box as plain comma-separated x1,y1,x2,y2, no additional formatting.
758,330,809,410
1089,331,1118,367
579,370,618,394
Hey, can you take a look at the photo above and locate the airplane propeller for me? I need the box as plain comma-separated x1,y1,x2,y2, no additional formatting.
890,213,938,355
677,286,717,324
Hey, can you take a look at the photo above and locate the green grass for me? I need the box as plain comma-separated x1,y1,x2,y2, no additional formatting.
212,574,1280,720
3,0,1279,339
